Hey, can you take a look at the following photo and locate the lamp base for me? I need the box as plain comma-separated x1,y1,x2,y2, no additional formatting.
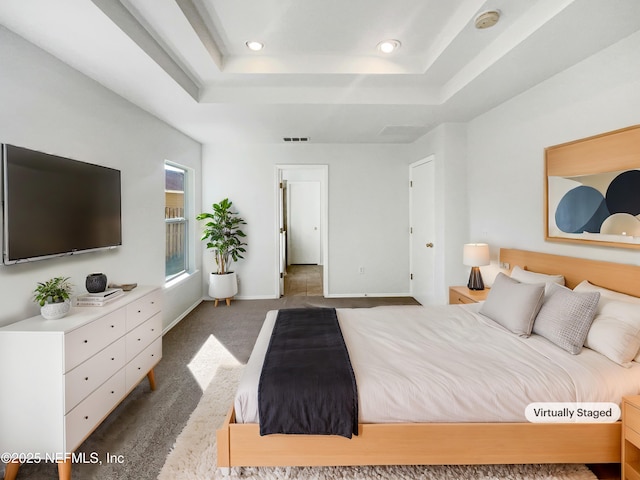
467,266,485,290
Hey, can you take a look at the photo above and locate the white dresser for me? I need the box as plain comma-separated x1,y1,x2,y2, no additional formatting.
0,286,162,480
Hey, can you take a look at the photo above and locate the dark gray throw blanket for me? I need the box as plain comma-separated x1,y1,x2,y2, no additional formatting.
258,307,359,438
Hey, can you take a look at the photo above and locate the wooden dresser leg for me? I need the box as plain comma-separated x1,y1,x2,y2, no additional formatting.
4,460,20,480
57,458,71,480
225,298,231,306
147,368,157,391
214,299,219,307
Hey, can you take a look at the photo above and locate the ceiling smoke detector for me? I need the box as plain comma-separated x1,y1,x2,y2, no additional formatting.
474,10,500,29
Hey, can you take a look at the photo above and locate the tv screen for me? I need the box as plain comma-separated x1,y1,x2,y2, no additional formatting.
2,144,122,265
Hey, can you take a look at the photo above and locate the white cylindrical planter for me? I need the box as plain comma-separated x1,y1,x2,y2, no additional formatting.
209,272,238,306
40,299,71,320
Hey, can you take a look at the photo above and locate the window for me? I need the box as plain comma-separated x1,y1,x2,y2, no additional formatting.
165,163,187,281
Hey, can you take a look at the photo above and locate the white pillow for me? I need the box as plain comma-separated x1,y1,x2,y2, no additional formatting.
510,266,565,300
585,298,640,367
574,281,640,364
479,273,545,337
533,283,599,354
574,280,640,304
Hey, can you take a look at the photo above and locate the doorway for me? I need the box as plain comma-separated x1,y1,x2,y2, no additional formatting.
275,165,329,297
410,157,435,305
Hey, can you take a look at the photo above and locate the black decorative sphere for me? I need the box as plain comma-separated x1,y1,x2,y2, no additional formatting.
86,273,107,293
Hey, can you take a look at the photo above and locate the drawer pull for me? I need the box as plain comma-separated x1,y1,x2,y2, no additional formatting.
137,310,142,313
138,338,141,342
110,325,115,328
111,357,115,361
138,367,142,371
84,416,89,420
84,377,89,381
111,390,115,394
83,340,88,344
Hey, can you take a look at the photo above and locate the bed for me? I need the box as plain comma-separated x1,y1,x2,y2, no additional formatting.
217,248,640,469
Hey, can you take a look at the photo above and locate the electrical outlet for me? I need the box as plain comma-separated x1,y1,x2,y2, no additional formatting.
359,266,365,274
500,262,510,270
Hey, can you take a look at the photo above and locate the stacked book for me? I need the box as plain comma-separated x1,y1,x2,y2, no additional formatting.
75,288,124,307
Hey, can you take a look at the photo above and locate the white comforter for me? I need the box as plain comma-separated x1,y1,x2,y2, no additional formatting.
234,304,640,423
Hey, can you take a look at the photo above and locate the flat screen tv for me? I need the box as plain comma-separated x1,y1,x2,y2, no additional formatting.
2,144,122,265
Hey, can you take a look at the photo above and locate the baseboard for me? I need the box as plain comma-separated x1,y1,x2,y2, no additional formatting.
163,298,203,335
202,293,414,301
229,295,280,300
325,292,413,298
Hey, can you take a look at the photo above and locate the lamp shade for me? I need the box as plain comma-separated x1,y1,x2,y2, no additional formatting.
463,243,490,267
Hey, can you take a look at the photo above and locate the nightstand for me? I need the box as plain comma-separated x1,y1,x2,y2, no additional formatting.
449,285,490,305
623,396,640,480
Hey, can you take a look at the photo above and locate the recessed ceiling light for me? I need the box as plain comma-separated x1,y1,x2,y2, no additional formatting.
377,39,401,54
245,41,264,51
474,10,500,29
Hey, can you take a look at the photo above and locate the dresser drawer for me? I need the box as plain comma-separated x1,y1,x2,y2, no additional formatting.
65,309,126,372
126,313,162,361
126,289,162,331
65,338,126,414
65,369,126,451
126,338,162,392
627,401,640,434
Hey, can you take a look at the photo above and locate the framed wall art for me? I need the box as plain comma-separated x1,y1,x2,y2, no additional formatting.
545,125,640,249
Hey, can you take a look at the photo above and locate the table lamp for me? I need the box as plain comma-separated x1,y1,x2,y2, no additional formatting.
463,243,490,290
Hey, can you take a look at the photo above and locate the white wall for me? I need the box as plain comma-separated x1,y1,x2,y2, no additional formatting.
0,27,203,328
201,143,411,298
467,29,640,269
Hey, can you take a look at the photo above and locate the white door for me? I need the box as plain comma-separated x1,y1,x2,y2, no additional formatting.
288,181,321,264
410,158,435,305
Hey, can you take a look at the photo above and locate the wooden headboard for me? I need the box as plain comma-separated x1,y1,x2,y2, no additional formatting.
500,248,640,297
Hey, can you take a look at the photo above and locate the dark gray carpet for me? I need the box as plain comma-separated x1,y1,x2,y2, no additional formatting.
10,295,418,480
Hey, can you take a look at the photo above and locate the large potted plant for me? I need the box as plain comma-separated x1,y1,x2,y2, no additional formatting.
34,276,73,320
196,198,247,306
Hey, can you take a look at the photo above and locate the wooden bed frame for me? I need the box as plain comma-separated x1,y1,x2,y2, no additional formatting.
217,248,640,469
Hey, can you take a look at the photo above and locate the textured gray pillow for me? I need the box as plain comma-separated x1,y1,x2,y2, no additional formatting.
533,283,600,354
479,273,545,336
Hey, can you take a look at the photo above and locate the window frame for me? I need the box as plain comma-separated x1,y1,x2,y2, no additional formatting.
165,162,188,282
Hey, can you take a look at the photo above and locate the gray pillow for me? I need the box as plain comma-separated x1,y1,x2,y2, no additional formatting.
533,283,600,354
479,273,545,336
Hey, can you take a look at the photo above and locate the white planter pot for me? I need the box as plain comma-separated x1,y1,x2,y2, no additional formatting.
40,299,71,320
209,272,238,300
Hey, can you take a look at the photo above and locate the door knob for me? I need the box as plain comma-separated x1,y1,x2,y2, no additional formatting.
426,243,434,248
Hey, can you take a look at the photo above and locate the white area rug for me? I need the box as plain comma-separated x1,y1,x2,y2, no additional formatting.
158,336,596,480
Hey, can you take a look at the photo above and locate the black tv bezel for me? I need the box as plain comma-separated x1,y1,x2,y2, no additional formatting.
1,143,122,265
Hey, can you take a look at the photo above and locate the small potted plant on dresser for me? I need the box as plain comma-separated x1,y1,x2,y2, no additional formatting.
33,276,73,320
197,198,247,306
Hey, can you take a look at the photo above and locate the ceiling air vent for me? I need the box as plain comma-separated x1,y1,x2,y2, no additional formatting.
283,137,309,142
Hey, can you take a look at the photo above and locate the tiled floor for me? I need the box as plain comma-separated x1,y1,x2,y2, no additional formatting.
284,264,323,296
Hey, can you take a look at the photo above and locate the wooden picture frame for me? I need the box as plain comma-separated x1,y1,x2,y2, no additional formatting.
545,124,640,249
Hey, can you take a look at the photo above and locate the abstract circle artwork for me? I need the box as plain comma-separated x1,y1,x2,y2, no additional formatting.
552,169,640,239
